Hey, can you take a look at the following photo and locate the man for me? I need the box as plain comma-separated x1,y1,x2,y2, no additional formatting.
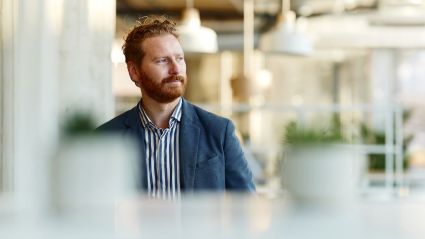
97,15,255,197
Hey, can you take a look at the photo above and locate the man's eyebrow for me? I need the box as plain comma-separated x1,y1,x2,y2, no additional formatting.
151,56,167,61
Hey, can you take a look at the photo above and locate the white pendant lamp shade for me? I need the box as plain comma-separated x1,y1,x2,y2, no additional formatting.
177,8,218,53
259,11,313,55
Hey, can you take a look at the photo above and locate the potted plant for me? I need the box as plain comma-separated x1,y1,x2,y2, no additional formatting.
54,112,139,214
282,119,363,204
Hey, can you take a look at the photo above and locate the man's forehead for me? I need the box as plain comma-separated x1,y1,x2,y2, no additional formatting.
142,34,183,56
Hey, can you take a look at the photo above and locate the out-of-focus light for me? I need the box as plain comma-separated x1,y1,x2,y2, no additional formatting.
256,69,273,90
345,0,358,10
299,5,313,17
177,8,218,53
111,43,125,65
259,11,313,56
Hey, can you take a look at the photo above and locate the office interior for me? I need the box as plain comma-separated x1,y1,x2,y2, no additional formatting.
1,0,425,238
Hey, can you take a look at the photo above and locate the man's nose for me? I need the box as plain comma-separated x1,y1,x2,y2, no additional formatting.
169,60,180,75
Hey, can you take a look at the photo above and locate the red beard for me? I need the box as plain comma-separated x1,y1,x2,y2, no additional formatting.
140,73,187,103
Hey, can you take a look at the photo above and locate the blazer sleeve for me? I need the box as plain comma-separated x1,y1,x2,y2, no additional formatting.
223,120,256,191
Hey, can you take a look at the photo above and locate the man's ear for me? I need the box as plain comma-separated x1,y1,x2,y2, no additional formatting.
127,61,141,87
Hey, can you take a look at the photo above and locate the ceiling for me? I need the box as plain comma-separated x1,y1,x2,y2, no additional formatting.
115,0,379,48
114,1,425,51
117,0,272,19
116,0,378,20
119,0,244,12
116,0,278,37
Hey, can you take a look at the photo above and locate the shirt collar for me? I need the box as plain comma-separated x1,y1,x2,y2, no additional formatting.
170,98,182,122
138,97,182,130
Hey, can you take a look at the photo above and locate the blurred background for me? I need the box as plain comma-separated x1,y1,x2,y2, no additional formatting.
2,0,425,208
114,0,425,196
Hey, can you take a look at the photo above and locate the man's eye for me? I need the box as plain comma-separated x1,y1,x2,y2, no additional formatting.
157,58,168,63
177,56,184,62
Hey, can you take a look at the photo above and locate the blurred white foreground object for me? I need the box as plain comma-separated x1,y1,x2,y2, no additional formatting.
283,144,364,204
54,134,139,213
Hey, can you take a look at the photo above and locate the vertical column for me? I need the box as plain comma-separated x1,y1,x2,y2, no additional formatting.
3,0,63,213
60,0,115,123
1,0,17,193
1,0,115,213
0,0,4,191
371,49,397,193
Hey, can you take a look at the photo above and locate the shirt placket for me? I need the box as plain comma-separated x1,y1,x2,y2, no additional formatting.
139,101,181,199
156,128,170,197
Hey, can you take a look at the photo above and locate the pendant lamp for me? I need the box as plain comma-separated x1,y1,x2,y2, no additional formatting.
177,0,218,53
259,0,313,55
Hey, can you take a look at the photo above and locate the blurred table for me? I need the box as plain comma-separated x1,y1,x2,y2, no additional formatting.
2,193,425,239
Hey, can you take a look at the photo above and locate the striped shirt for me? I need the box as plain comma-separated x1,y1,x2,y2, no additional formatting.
138,98,182,199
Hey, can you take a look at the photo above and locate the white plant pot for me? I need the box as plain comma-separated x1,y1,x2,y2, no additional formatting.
283,144,364,204
53,134,140,214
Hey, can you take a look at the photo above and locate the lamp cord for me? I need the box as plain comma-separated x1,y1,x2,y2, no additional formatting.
282,0,290,15
186,0,193,9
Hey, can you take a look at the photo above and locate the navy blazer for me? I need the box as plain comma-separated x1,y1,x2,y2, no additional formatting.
97,98,255,192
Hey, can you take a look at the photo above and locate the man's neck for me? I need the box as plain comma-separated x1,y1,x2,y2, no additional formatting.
141,96,180,129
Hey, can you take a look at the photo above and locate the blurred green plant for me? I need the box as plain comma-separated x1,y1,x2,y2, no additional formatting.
283,115,348,145
360,109,412,171
62,112,96,137
361,124,411,171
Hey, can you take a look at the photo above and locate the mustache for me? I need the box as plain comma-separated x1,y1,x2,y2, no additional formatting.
162,75,185,84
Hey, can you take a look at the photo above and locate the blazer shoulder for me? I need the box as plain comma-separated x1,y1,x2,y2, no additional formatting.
96,107,137,132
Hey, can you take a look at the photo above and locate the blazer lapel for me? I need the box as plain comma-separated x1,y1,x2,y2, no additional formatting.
124,103,147,190
179,99,200,191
